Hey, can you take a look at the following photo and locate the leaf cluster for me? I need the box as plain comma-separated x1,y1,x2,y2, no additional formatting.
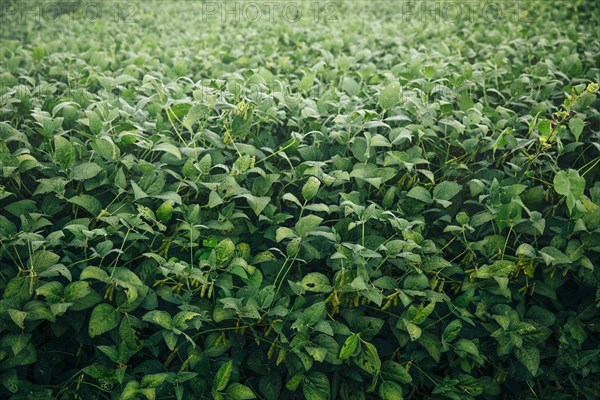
1,1,600,399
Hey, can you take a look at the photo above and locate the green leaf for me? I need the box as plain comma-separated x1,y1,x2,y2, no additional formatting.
142,310,173,330
162,331,178,351
50,302,72,316
351,137,368,162
454,338,479,357
282,193,303,207
407,186,432,204
64,281,91,302
433,181,462,202
342,77,361,96
299,70,317,92
474,260,516,278
303,372,330,400
554,169,585,215
152,143,181,160
156,200,174,223
302,176,321,201
240,194,271,216
286,374,303,392
86,110,103,135
215,238,235,264
29,250,60,273
339,333,360,360
208,191,223,208
80,266,110,282
379,82,402,109
183,104,208,132
539,246,571,266
276,227,297,242
1,368,21,393
8,309,27,329
407,301,435,324
381,360,412,384
73,162,102,181
305,346,327,362
302,302,326,326
295,215,323,236
301,272,332,293
403,273,429,290
69,195,102,215
355,341,381,375
89,304,120,337
458,92,474,111
215,360,232,392
4,199,37,217
516,243,537,258
405,321,422,341
36,282,63,302
141,373,168,388
442,320,463,343
538,119,551,137
569,118,584,141
226,383,256,400
54,136,75,170
120,381,140,400
379,381,404,400
131,181,148,200
115,167,127,189
419,334,442,363
139,387,155,400
515,346,540,376
496,200,523,231
422,65,435,79
94,137,120,161
172,311,203,330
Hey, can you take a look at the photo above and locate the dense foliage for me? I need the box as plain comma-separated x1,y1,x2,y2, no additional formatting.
1,1,600,399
